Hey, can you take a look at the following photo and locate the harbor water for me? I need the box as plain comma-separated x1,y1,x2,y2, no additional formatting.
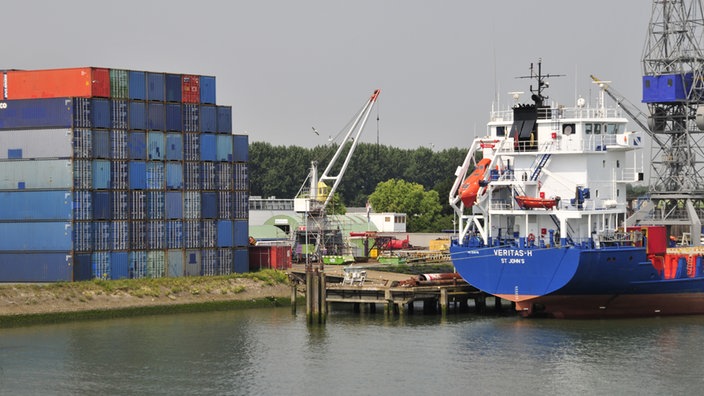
1,308,704,395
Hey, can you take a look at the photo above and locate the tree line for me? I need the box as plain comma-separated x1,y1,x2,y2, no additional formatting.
248,141,468,231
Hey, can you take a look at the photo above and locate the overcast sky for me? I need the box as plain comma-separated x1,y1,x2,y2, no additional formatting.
1,1,651,149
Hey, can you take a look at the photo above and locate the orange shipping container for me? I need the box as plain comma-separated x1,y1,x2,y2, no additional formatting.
6,67,110,99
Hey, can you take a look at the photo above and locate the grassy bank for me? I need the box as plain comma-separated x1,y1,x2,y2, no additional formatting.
0,270,292,328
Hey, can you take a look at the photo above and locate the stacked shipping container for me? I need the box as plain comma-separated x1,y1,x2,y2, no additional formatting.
0,67,249,282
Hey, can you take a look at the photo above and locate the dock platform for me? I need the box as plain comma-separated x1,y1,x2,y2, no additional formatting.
289,264,506,315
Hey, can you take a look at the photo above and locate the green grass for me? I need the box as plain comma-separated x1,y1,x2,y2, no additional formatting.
0,270,291,328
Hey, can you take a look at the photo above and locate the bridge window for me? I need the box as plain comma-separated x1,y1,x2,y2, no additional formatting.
605,123,619,134
616,160,620,168
585,124,593,134
594,124,602,135
496,126,506,136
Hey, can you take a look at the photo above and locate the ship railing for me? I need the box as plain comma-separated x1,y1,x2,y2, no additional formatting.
597,230,643,247
489,105,623,122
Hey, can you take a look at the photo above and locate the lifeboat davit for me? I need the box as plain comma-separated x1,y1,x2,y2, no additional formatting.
515,195,558,209
458,158,492,207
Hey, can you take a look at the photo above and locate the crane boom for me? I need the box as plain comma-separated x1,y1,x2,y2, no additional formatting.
590,75,666,149
319,89,381,211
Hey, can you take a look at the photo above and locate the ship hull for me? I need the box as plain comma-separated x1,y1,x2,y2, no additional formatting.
451,244,704,318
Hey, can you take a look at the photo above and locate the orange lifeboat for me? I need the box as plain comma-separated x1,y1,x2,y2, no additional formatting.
458,158,492,207
515,195,558,209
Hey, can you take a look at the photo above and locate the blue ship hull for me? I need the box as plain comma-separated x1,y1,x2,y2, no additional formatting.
451,244,704,318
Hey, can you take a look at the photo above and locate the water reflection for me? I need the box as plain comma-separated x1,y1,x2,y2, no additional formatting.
2,310,704,395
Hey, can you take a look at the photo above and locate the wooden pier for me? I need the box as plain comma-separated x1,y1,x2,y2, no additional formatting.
289,264,506,316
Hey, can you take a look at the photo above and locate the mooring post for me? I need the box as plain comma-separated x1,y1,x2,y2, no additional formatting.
440,288,448,317
385,288,393,316
320,270,327,323
305,270,312,319
291,283,297,314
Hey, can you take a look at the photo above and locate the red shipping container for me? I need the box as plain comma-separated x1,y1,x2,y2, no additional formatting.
182,74,200,103
249,245,292,271
6,67,111,99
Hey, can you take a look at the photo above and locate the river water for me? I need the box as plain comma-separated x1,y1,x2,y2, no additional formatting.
1,306,704,395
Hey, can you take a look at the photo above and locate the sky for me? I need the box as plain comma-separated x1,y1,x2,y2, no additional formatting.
1,1,652,150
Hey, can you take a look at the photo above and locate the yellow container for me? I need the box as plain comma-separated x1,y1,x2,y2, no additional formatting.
370,248,378,258
429,239,450,252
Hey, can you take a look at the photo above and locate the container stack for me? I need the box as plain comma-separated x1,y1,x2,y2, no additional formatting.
0,67,249,282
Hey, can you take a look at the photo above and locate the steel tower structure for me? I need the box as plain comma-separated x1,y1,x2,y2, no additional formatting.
641,0,704,243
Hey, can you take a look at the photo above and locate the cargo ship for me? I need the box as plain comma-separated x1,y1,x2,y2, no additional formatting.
449,61,704,318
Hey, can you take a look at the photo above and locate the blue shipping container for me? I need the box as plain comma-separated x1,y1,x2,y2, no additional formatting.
92,252,110,279
215,163,232,190
165,133,183,160
202,220,216,248
0,98,73,130
202,248,218,275
0,190,72,221
166,221,183,249
130,221,147,250
74,253,92,281
146,162,164,189
201,162,215,190
217,220,233,247
233,134,248,162
165,103,182,131
148,131,165,160
184,133,199,160
74,98,91,128
131,190,147,220
166,163,183,190
234,219,248,246
129,161,147,189
202,192,217,218
110,252,129,280
92,160,111,189
183,104,199,133
165,191,183,218
0,222,72,251
0,253,73,282
73,190,92,220
148,221,165,250
218,248,233,275
111,99,129,129
200,133,216,161
129,70,147,100
129,251,148,279
200,76,216,104
73,221,92,252
129,101,147,130
128,131,147,159
93,191,112,220
111,129,128,159
216,135,233,161
148,191,165,219
112,221,128,250
200,105,217,133
147,251,165,278
148,102,165,130
111,160,128,190
92,98,111,129
112,190,128,220
165,74,182,103
234,248,249,273
93,129,110,158
217,106,232,134
93,221,111,251
73,128,92,159
147,72,165,102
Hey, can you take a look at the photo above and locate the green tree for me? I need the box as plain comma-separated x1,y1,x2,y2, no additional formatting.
368,179,443,232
